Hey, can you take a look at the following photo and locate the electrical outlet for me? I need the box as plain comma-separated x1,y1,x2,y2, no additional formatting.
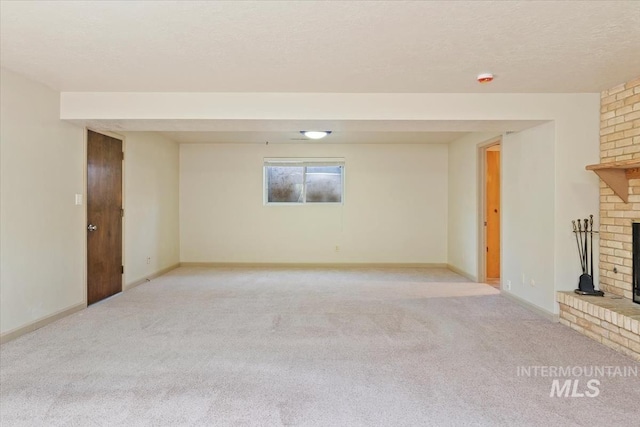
146,257,151,265
506,280,512,290
530,278,535,287
335,245,340,252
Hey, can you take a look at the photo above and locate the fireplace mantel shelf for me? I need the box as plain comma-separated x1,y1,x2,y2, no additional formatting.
586,160,640,203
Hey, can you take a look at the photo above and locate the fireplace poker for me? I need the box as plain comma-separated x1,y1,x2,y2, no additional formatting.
572,220,585,273
589,215,594,278
584,218,589,276
577,219,585,273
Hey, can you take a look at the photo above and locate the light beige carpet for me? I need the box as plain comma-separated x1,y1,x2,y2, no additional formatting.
1,266,639,426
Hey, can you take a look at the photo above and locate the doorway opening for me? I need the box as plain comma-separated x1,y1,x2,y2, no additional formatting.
479,140,501,288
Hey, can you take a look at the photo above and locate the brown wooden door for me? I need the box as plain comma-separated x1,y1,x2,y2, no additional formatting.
87,130,123,305
486,149,501,279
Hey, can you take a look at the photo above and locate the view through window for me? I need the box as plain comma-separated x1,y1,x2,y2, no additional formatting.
264,160,344,204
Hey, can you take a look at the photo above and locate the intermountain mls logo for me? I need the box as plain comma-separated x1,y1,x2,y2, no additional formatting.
517,365,638,397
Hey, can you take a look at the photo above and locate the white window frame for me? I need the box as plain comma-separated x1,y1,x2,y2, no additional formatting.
263,158,345,205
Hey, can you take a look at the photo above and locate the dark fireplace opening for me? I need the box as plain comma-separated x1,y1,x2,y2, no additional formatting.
633,223,640,304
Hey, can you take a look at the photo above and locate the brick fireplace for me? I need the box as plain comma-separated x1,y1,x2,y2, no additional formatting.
598,76,640,300
557,75,640,362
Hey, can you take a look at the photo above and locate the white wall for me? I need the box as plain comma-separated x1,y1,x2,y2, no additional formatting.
552,104,601,294
447,132,501,279
0,70,182,338
180,143,448,264
502,123,556,311
122,132,180,287
63,91,601,314
0,68,85,335
447,120,600,315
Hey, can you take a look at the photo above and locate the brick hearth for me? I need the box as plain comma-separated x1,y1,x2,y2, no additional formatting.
558,292,640,361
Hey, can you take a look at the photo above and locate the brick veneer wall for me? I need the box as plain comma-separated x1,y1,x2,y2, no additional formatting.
557,292,640,362
599,76,640,299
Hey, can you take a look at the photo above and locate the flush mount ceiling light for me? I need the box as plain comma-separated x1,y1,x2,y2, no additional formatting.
477,73,494,84
301,131,332,140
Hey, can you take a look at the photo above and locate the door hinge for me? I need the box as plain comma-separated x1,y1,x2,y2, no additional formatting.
484,221,487,226
121,208,124,217
121,265,124,274
122,151,124,160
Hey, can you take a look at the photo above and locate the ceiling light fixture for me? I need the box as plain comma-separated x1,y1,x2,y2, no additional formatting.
477,73,494,84
301,131,332,139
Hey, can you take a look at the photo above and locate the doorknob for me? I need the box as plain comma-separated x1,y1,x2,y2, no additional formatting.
88,224,97,232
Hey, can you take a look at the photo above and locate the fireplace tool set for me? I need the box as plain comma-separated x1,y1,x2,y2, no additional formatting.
572,215,604,296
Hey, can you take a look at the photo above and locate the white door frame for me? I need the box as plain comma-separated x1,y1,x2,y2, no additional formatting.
477,137,502,285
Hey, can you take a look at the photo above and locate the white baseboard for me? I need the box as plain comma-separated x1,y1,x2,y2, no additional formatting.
179,262,449,268
0,302,86,344
501,290,558,322
446,264,478,282
124,263,181,290
1,263,180,345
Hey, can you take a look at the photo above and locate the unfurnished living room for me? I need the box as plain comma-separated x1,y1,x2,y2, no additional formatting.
1,1,640,426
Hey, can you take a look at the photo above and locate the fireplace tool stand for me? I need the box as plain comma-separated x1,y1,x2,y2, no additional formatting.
573,215,604,296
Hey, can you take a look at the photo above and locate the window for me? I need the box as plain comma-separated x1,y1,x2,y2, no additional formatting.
264,159,344,204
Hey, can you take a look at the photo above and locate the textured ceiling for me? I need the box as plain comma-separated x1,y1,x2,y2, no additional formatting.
1,1,639,93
